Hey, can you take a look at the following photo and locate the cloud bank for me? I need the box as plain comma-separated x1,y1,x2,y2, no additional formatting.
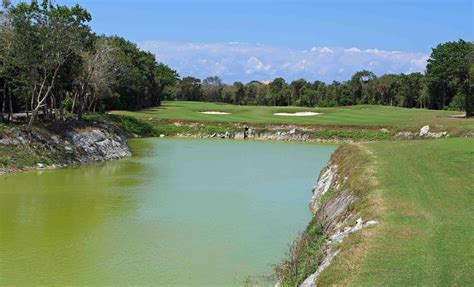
139,41,429,83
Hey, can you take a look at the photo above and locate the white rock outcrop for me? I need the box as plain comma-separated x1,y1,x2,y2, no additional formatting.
300,218,378,287
310,165,337,213
300,249,340,287
420,125,430,137
69,129,131,162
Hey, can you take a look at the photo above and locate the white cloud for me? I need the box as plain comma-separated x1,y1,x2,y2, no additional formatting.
140,41,429,83
344,47,362,53
311,46,334,54
246,56,272,74
410,55,430,71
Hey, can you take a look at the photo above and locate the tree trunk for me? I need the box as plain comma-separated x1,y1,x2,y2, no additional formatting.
1,81,5,122
58,93,64,121
51,95,56,120
77,93,83,121
30,90,34,117
27,107,39,132
71,92,77,113
441,85,446,110
8,86,12,123
43,105,47,121
26,101,29,120
78,84,87,121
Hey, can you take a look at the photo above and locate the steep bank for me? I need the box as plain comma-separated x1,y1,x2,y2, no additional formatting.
0,114,154,174
275,144,381,286
276,138,474,286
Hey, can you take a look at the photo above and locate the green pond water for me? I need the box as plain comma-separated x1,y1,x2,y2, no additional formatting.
0,138,336,286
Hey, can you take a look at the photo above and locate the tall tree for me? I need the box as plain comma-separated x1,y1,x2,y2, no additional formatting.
290,79,308,106
425,39,473,112
78,37,121,113
232,81,245,105
153,63,179,106
350,70,376,105
177,77,201,101
8,1,92,130
0,4,12,121
466,48,474,117
269,77,287,106
202,76,223,102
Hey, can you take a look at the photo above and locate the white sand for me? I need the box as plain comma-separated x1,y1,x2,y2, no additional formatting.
274,112,323,117
198,111,231,115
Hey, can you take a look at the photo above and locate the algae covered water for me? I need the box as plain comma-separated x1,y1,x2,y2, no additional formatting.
0,138,335,286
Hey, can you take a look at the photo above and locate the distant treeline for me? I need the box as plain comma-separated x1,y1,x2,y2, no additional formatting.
1,1,473,131
170,40,473,116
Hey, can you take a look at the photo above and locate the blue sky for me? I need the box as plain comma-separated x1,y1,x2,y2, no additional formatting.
56,0,472,82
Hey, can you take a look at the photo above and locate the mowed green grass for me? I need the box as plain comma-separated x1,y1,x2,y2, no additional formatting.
113,101,474,128
354,138,474,285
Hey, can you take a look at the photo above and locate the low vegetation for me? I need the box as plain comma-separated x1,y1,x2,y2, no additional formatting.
275,217,327,286
310,129,394,141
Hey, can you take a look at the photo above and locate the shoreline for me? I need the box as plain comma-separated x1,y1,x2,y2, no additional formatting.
1,116,468,176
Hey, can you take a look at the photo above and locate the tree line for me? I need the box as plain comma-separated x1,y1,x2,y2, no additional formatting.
0,0,179,130
1,1,473,131
171,40,472,116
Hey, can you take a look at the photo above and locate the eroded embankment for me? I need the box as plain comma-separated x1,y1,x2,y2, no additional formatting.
0,120,132,175
275,144,381,286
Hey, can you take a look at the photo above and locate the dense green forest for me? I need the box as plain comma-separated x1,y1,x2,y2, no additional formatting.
0,1,473,131
0,0,179,130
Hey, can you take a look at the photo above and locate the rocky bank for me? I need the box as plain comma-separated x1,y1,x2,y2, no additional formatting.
276,145,378,286
0,121,131,174
301,160,377,287
169,122,457,143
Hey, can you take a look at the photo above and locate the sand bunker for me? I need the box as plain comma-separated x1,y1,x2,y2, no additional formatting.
198,111,231,115
274,112,322,117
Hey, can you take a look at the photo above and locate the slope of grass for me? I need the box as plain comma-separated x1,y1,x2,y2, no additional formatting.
112,101,473,128
319,138,474,285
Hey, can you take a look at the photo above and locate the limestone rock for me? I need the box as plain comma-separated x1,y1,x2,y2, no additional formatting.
300,249,340,287
420,125,430,137
310,165,337,213
300,218,378,286
393,131,416,140
68,129,131,162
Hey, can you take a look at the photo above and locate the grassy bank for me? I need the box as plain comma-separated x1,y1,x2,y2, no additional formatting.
309,138,474,285
113,101,473,128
